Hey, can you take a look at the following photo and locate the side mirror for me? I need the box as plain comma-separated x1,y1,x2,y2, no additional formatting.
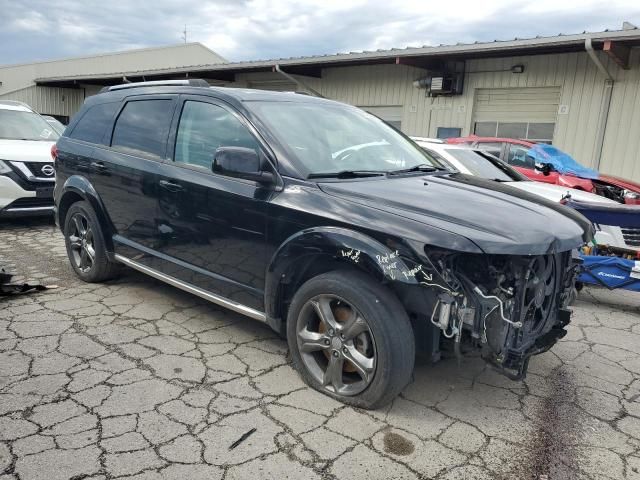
535,162,554,176
212,147,274,184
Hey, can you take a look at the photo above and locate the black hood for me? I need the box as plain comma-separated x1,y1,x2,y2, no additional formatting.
319,172,593,255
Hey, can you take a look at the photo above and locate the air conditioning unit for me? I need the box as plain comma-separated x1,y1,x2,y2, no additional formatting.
426,73,464,97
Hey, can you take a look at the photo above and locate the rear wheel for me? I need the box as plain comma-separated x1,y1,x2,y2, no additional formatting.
64,201,119,282
287,270,415,409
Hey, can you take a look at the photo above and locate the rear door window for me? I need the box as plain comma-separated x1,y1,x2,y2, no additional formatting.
69,103,119,144
111,99,175,159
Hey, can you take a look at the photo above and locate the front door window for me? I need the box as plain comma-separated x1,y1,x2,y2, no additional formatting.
175,101,260,169
507,145,536,168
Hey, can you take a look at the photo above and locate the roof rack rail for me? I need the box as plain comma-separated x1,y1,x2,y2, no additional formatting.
100,79,210,93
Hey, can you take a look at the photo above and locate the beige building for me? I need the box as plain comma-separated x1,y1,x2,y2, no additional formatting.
2,25,640,181
0,43,225,121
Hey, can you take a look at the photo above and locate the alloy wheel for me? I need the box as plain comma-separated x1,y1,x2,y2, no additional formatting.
296,294,377,396
68,212,96,274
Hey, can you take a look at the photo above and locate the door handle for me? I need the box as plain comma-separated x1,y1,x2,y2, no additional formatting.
159,179,184,192
90,161,108,171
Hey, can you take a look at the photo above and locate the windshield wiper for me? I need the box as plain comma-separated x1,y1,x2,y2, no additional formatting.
308,170,385,179
388,164,443,175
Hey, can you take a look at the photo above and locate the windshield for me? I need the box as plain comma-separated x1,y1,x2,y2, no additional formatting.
445,148,523,182
0,109,59,141
43,116,65,135
250,101,442,176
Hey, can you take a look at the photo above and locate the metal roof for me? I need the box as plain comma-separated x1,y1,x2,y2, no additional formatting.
35,26,640,86
2,42,226,70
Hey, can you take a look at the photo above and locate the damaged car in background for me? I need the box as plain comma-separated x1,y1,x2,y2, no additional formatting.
54,81,593,408
414,138,637,253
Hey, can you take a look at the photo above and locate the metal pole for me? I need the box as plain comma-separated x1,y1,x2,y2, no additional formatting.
273,65,325,98
585,38,614,171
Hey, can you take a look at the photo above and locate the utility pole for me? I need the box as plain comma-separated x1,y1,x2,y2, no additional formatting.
181,25,187,43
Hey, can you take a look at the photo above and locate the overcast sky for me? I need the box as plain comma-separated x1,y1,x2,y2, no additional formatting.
1,0,640,65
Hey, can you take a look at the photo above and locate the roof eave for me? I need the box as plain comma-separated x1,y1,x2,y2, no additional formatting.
34,29,640,87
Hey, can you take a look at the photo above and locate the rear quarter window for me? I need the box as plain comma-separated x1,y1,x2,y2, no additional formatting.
111,99,174,159
68,103,119,144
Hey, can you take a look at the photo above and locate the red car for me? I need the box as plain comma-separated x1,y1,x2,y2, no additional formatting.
447,136,640,205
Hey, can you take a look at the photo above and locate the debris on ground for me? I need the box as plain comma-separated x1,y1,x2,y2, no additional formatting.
0,267,58,296
229,428,257,450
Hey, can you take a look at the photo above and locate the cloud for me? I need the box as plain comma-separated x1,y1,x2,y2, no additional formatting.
1,0,639,65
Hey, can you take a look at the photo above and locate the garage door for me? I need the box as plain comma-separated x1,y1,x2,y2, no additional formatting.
472,87,560,142
359,105,403,130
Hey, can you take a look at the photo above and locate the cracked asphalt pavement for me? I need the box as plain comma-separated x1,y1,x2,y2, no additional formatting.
1,218,640,480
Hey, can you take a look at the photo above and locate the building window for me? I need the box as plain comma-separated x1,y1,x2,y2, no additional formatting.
496,122,527,139
526,123,555,143
436,127,462,139
473,121,554,143
474,122,498,137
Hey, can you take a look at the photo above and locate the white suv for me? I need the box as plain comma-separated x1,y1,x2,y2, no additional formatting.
0,101,59,217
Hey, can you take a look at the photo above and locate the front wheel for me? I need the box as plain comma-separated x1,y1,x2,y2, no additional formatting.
287,270,415,409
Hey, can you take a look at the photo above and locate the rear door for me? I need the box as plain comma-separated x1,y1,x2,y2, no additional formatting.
152,96,272,310
91,95,177,253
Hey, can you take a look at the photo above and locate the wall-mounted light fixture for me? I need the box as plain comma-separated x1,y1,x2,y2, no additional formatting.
467,64,526,75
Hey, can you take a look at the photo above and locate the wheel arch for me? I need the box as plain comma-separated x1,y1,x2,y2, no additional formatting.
264,226,421,333
57,175,115,253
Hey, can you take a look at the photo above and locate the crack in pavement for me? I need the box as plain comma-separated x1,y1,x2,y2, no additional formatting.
1,220,639,480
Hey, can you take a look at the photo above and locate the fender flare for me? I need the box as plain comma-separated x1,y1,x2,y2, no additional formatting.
264,226,424,320
57,175,116,253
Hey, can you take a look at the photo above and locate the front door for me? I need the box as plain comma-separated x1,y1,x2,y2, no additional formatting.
505,144,560,185
153,97,272,311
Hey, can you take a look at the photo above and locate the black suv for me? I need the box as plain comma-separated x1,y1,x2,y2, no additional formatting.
54,80,591,408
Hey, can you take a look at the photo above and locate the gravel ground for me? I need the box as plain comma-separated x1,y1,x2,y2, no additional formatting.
1,217,639,480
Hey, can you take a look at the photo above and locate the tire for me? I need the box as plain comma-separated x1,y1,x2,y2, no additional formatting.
64,201,119,283
287,270,415,409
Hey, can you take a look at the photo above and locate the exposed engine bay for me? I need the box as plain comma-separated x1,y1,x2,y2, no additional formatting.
416,250,579,379
593,181,627,204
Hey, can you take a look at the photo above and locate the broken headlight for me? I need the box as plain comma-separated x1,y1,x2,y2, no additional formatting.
624,190,640,200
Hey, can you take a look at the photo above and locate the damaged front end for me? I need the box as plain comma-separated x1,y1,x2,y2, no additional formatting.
417,249,580,379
